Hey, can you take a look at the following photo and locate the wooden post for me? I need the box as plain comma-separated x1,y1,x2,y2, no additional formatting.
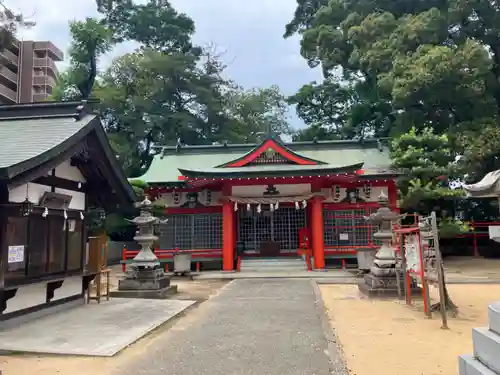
222,201,234,271
431,211,448,329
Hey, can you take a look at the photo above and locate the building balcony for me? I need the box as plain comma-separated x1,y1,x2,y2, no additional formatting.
0,66,17,84
33,58,59,76
0,49,19,67
33,75,57,87
32,92,49,102
33,41,64,61
0,84,17,103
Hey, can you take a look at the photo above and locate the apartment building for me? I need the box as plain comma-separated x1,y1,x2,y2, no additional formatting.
0,40,63,104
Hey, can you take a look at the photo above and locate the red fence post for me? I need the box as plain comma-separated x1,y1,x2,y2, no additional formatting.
122,246,127,273
472,221,479,257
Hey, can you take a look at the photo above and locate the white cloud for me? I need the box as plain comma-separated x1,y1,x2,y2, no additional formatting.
7,0,320,128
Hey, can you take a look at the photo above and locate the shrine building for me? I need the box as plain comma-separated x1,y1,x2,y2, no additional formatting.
139,136,399,271
0,101,135,324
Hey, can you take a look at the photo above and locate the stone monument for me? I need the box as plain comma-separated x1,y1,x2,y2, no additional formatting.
111,197,177,299
358,192,414,297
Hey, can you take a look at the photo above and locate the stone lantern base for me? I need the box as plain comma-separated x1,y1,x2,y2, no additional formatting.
111,265,178,299
358,268,421,298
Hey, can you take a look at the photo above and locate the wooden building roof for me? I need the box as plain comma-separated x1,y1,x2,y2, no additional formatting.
138,136,398,186
0,100,136,208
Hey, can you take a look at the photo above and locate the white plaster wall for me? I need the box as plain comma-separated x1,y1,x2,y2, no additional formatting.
231,184,311,197
4,283,47,313
9,157,87,208
9,182,51,203
4,276,83,313
52,276,84,302
322,185,389,203
160,190,222,207
54,188,86,210
54,159,86,182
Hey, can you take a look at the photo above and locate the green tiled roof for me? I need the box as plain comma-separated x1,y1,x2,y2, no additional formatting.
138,138,395,184
0,114,92,170
0,100,136,204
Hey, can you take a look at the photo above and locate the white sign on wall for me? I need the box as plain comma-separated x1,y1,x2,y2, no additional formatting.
231,184,311,197
339,233,349,241
8,245,24,263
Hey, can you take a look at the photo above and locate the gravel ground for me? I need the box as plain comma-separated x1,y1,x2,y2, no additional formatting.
113,279,347,375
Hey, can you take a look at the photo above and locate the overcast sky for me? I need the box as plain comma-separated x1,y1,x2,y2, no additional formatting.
12,0,322,128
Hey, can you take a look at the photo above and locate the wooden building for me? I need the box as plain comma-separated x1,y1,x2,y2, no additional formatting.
139,136,399,271
0,101,135,323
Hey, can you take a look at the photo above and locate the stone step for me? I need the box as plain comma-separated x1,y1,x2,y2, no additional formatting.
459,354,497,375
488,302,500,335
239,268,308,273
240,262,305,267
240,258,306,272
472,327,500,373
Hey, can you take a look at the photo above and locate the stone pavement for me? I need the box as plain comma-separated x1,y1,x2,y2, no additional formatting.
113,279,347,375
0,298,195,356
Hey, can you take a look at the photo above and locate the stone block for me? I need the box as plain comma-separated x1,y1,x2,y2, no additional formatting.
488,302,500,335
110,285,178,299
363,273,402,289
118,275,171,291
472,327,500,373
459,354,497,375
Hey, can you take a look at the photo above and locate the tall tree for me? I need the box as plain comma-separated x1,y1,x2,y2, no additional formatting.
223,85,292,143
0,2,35,58
286,0,500,179
51,18,112,100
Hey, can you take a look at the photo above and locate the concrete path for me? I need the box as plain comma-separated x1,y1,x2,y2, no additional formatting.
0,298,195,356
114,279,347,375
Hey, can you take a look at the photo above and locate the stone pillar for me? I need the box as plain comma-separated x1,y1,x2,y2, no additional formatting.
113,197,176,299
358,192,411,297
311,196,325,270
222,200,234,271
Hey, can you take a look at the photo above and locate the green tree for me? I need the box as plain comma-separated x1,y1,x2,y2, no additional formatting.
285,0,500,179
391,127,463,212
0,3,35,61
51,18,112,100
223,85,292,143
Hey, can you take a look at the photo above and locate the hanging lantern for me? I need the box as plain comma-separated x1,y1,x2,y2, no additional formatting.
246,203,251,211
233,202,238,211
80,211,85,220
20,197,34,217
302,200,307,209
205,190,212,205
172,191,180,205
42,207,49,218
332,185,341,201
63,209,68,220
295,201,300,210
257,204,262,213
363,182,372,199
270,203,274,212
274,201,279,210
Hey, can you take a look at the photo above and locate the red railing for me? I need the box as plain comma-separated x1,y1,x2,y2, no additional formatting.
121,248,222,272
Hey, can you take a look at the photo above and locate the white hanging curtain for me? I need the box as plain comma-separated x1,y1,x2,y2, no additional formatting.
226,193,321,204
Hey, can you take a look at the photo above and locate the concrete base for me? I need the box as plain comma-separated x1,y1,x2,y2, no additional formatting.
358,273,421,299
473,327,500,373
459,354,497,375
118,271,171,290
110,285,178,299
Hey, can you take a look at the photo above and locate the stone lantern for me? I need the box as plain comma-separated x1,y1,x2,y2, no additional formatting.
113,197,177,298
358,192,407,297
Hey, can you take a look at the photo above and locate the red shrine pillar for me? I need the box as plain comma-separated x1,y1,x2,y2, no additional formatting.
222,200,234,271
311,196,325,270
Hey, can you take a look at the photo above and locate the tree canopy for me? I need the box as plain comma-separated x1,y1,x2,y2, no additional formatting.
285,0,500,211
53,0,292,177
